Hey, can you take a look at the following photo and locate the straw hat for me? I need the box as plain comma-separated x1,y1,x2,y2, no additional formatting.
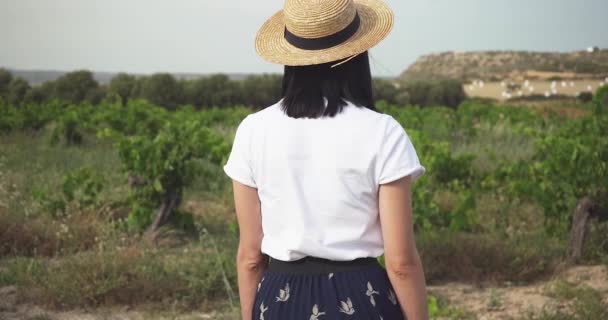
255,0,394,66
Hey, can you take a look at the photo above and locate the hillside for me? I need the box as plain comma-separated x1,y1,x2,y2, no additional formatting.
400,49,608,82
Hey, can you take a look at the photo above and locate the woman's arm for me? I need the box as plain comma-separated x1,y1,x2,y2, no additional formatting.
378,175,429,320
231,180,268,320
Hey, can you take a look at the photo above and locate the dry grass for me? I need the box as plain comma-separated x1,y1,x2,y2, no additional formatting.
0,225,237,311
418,231,565,285
0,205,101,257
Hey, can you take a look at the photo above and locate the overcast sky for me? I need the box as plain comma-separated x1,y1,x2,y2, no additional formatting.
1,0,607,77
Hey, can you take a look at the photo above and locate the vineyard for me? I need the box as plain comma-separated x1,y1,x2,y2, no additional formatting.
1,88,607,319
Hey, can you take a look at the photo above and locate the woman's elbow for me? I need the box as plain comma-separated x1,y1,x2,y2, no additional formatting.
385,252,423,279
236,247,266,272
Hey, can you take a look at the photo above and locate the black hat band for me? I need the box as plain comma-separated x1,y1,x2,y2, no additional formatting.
283,13,361,51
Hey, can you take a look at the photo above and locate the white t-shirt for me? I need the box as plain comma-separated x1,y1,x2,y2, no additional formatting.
223,99,425,261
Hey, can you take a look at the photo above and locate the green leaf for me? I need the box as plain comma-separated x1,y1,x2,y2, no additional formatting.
153,179,163,192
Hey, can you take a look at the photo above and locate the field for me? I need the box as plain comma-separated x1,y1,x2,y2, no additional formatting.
1,92,608,319
464,78,607,101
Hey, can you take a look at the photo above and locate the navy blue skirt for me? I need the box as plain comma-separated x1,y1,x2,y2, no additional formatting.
252,256,405,320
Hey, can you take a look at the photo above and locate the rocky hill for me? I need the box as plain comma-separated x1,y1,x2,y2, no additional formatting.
400,49,608,82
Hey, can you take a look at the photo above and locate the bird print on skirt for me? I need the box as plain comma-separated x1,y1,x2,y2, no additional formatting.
338,297,355,315
387,288,397,305
259,301,268,320
309,304,326,319
253,270,404,319
276,282,290,302
366,281,380,306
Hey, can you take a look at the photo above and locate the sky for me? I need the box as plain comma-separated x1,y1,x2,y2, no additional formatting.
1,0,607,77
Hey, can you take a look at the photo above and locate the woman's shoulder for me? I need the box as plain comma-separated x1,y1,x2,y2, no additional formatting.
245,100,284,123
345,101,400,131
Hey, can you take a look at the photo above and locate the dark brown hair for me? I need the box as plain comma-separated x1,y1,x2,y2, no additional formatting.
280,51,376,119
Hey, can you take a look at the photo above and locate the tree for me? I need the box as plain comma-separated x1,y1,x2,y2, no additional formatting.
140,73,182,110
187,74,237,108
53,70,99,104
85,86,107,105
7,78,30,106
373,78,399,104
240,74,282,108
404,80,465,108
406,81,433,107
441,79,467,109
24,82,55,105
108,73,137,105
130,76,147,99
0,68,13,101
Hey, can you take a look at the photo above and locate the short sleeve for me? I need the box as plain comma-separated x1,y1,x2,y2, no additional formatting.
376,116,426,185
223,115,257,188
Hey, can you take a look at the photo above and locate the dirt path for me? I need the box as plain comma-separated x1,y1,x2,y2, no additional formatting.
1,266,606,320
428,265,608,320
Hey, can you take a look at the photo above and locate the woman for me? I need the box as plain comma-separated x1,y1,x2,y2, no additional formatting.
223,0,429,319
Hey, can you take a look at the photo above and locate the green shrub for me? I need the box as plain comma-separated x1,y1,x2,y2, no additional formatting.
578,92,593,103
592,85,608,113
116,118,229,231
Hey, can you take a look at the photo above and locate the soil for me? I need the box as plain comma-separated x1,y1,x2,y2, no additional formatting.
427,265,608,320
